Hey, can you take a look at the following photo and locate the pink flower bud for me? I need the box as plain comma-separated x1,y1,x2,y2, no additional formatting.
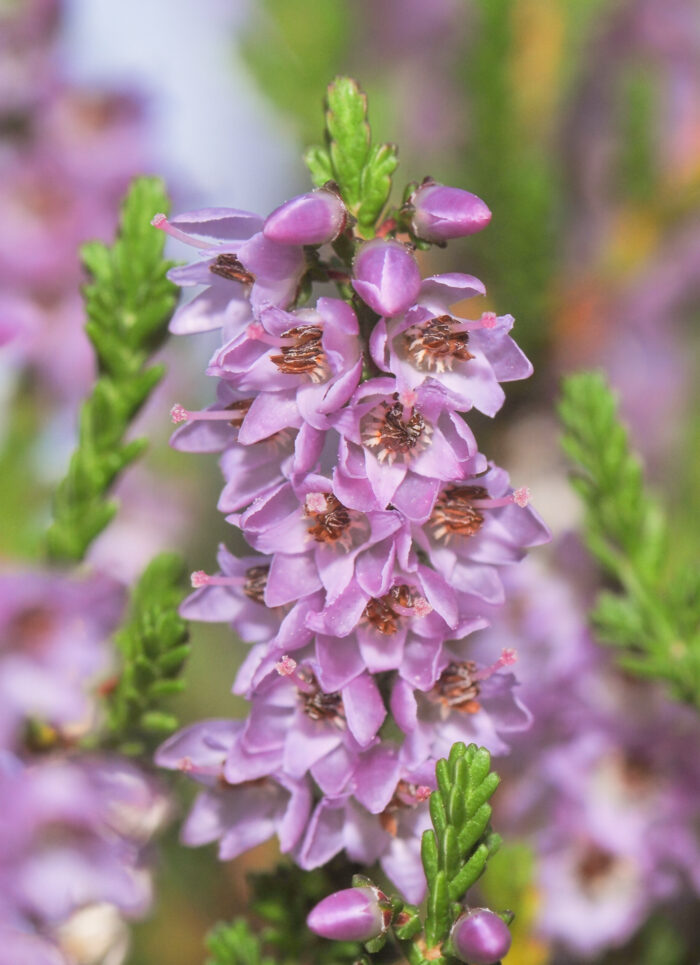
352,239,421,317
263,188,347,246
307,886,385,942
411,182,491,242
451,908,512,964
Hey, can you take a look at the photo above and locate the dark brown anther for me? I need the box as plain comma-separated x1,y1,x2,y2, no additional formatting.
429,485,489,542
361,393,429,465
305,494,352,544
210,252,255,284
363,584,418,635
243,565,269,604
379,779,429,836
295,668,346,727
430,661,482,714
225,398,254,428
404,315,474,372
270,326,328,382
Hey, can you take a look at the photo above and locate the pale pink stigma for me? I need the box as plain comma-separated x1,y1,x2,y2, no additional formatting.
413,597,433,618
246,323,295,348
171,403,245,424
473,648,519,681
276,655,297,676
178,756,194,773
469,490,528,511
190,571,244,589
415,785,432,802
480,311,498,329
151,213,218,250
306,492,329,514
512,486,531,508
171,403,188,424
398,388,418,422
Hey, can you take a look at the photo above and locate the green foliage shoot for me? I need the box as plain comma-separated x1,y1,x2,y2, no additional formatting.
102,552,190,753
421,743,502,954
305,77,398,236
559,371,700,705
46,176,177,563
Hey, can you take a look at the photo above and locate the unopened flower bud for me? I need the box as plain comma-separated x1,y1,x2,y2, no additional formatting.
451,908,512,965
307,886,386,942
263,188,347,246
411,182,491,242
352,239,421,317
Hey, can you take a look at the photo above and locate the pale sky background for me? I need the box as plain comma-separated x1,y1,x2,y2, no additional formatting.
61,0,301,211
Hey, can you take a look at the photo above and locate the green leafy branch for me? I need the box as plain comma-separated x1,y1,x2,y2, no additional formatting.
420,743,503,958
101,552,190,754
559,371,700,705
305,76,398,236
46,176,178,563
205,919,277,965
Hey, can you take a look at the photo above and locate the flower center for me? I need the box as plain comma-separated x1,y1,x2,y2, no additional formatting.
243,565,269,604
209,253,255,284
362,585,430,635
361,394,431,465
270,325,328,383
430,661,482,713
8,606,56,653
304,493,354,546
295,668,346,727
429,485,488,542
379,780,431,836
403,315,474,372
577,845,617,888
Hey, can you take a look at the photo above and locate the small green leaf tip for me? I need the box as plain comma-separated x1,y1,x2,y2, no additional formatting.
305,77,398,236
422,743,501,950
46,175,178,563
102,552,190,753
559,371,700,707
205,919,276,965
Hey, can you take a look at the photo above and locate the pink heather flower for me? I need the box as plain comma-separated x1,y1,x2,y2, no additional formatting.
410,180,492,242
333,377,477,512
411,463,550,602
207,297,362,431
263,187,347,246
369,273,532,417
352,239,421,317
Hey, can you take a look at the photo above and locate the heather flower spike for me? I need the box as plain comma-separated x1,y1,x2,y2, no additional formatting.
158,74,545,959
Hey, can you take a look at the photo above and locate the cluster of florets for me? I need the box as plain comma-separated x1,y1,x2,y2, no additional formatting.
0,571,169,963
155,178,548,901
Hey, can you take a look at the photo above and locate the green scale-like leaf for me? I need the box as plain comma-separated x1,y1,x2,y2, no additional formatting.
46,176,177,564
305,77,398,238
103,553,190,753
422,743,502,950
560,371,700,707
